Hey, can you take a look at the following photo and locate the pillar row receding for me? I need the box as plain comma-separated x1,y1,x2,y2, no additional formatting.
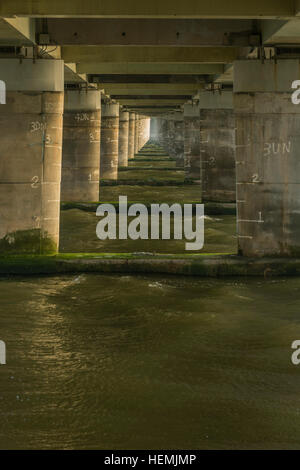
61,89,101,202
0,58,64,254
100,102,119,180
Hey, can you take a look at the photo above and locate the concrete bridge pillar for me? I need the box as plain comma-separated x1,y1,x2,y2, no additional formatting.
138,115,149,151
234,59,300,257
0,58,64,254
118,110,129,167
184,103,201,181
199,91,236,203
128,112,136,159
61,89,101,202
150,117,160,143
134,114,140,155
100,102,119,180
166,113,184,167
141,116,151,148
142,117,151,147
150,117,165,148
138,115,144,151
159,118,169,154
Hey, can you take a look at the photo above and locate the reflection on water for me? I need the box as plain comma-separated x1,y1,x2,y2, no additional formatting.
1,274,300,449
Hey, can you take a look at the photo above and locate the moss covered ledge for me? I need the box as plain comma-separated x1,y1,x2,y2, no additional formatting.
0,253,300,277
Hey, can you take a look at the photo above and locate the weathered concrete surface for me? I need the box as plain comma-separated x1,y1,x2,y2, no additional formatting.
128,112,136,159
0,2,294,19
0,59,64,254
138,116,150,149
137,115,145,151
1,254,300,278
150,117,168,149
184,103,201,181
160,118,170,154
201,109,236,203
134,114,140,154
165,113,185,167
234,60,300,257
61,89,101,202
118,110,129,166
150,117,161,143
100,102,119,180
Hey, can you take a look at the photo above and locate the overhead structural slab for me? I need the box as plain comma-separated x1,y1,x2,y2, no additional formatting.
45,19,255,46
62,46,241,64
78,63,225,75
0,0,295,19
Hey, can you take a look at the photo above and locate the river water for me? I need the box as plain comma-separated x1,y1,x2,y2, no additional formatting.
1,274,300,449
1,143,299,449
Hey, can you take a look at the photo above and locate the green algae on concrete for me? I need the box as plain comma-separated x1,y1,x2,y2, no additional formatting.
116,169,185,183
133,157,175,162
128,160,177,168
119,166,183,172
1,253,300,277
0,229,57,255
99,184,202,204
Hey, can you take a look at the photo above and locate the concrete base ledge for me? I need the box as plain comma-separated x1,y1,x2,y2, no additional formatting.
0,254,300,277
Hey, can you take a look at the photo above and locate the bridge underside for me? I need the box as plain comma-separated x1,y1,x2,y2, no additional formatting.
0,1,300,264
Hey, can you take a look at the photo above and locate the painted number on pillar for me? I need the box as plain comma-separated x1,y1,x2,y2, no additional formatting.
44,102,54,112
75,113,89,122
264,142,291,156
31,176,39,188
252,174,260,183
30,122,46,133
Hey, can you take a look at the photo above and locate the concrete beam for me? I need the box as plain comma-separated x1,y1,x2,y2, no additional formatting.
0,0,295,19
214,64,234,84
113,95,191,100
118,99,187,105
103,84,201,95
106,89,197,96
0,19,88,84
233,59,300,92
62,46,241,64
45,19,256,46
80,63,225,75
90,74,207,84
64,62,89,83
0,17,35,45
261,19,300,44
124,108,180,115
